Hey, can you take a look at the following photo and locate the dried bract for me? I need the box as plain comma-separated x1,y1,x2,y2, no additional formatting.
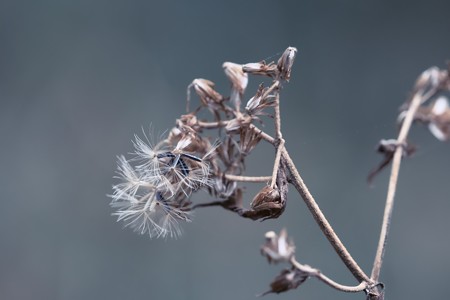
277,47,297,82
261,228,295,264
259,268,308,297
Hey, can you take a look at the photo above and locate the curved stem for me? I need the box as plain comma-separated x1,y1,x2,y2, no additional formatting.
282,148,370,283
290,257,368,293
370,90,434,281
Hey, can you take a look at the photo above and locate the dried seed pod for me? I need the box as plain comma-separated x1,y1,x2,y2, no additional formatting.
427,96,450,141
239,127,262,155
277,47,297,82
225,115,252,134
223,62,248,111
258,267,308,297
242,185,285,221
261,228,295,264
191,78,223,104
245,84,276,117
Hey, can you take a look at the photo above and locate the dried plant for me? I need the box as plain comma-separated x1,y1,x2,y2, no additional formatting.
109,47,450,299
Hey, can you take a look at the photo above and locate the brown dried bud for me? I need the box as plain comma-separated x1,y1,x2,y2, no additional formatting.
277,47,297,82
245,84,276,116
261,229,295,264
225,115,252,134
242,61,279,78
239,127,262,155
242,185,285,220
190,78,224,105
259,268,308,297
223,62,249,111
223,62,248,94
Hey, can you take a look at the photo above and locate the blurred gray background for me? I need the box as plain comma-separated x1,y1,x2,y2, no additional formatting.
1,1,450,299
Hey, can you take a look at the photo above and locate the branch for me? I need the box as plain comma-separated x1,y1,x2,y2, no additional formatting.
282,149,370,283
224,174,271,182
290,257,368,293
370,88,438,281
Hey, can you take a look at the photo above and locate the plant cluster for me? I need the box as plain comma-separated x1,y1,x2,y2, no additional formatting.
110,47,450,299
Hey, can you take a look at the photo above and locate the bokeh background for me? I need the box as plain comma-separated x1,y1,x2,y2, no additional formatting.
1,1,450,299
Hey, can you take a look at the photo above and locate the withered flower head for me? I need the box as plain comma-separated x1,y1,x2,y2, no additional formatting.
261,228,295,264
242,61,279,78
413,67,441,96
192,78,223,103
400,96,450,141
239,127,262,155
242,185,285,221
223,62,249,111
223,62,248,94
187,78,225,112
427,96,450,141
277,47,297,82
258,267,308,297
245,84,276,117
225,115,252,134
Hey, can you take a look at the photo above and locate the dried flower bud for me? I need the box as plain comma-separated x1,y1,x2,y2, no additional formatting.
225,115,252,134
245,84,276,116
427,96,450,141
242,61,279,78
239,127,262,155
413,67,441,98
223,62,249,111
261,228,295,264
191,78,223,104
277,47,297,82
242,185,285,221
258,268,308,297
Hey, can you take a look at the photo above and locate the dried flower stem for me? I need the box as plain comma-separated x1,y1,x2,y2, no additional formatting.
290,257,368,293
370,88,437,281
270,82,284,189
224,174,272,182
247,122,370,283
282,148,371,283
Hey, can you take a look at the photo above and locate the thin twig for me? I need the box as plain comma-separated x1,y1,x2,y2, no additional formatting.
290,257,368,293
247,121,370,282
282,148,370,283
270,82,284,188
370,89,436,281
224,174,272,182
197,120,229,129
270,139,284,188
